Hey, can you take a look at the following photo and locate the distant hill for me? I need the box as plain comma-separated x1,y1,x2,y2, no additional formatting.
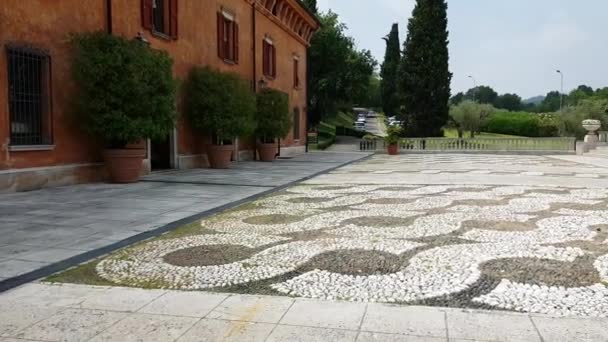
523,96,544,104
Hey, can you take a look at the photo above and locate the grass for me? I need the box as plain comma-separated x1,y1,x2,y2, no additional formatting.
443,128,523,138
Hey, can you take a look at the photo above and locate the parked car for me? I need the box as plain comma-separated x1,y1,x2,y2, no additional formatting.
366,111,377,118
354,122,366,131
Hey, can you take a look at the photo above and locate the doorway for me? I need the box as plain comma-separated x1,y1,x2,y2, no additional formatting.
150,134,173,171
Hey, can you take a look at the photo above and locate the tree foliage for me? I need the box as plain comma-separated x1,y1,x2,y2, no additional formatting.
307,11,377,125
380,23,401,117
449,100,494,138
255,88,291,143
398,0,452,137
70,32,177,148
184,67,256,144
301,0,318,14
495,93,522,111
466,86,498,105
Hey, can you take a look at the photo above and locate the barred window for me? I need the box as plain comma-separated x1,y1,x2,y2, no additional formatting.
6,46,53,146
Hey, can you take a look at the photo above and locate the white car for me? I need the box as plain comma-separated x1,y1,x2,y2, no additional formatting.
354,122,366,131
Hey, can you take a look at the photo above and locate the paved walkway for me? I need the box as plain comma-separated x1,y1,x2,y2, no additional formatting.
0,151,369,290
0,283,606,341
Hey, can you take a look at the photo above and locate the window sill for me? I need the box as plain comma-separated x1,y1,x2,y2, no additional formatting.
264,75,276,81
222,59,237,65
9,144,55,152
151,30,173,41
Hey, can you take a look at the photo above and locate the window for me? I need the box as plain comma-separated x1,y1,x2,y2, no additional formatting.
217,11,239,64
142,0,178,39
263,38,276,78
293,56,300,88
6,46,52,146
293,107,301,141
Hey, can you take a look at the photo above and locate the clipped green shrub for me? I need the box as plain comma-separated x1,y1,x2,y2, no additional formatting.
255,88,291,143
185,66,256,144
318,121,337,141
485,111,541,137
70,32,177,148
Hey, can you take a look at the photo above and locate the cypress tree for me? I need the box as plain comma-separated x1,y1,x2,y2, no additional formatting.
399,0,452,137
380,23,401,118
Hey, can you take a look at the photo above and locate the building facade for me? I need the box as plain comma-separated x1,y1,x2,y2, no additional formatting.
0,0,318,191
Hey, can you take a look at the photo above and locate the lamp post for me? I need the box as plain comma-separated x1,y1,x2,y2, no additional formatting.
468,75,477,101
556,70,564,113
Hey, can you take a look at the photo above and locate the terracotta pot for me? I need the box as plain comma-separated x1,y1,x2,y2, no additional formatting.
257,143,277,162
387,144,399,155
104,149,145,183
207,144,233,169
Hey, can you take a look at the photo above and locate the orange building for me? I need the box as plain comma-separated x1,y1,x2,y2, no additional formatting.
0,0,319,191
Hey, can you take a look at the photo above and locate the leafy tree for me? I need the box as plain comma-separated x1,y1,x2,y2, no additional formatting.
307,11,376,125
380,23,401,117
302,0,318,14
495,93,522,111
449,100,495,138
576,84,594,96
398,0,452,137
360,73,382,109
450,92,465,105
465,86,498,105
539,91,562,112
255,88,291,143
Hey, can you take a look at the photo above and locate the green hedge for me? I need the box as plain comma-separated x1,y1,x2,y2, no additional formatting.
484,111,559,137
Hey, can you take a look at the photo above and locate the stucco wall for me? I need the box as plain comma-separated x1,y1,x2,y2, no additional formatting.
0,0,106,169
0,0,313,172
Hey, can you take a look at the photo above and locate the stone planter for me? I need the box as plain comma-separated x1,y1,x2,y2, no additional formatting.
104,149,145,183
582,119,602,148
207,144,233,169
257,143,277,162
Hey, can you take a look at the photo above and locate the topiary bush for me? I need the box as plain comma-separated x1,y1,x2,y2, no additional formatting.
70,32,177,148
255,88,291,143
185,66,256,144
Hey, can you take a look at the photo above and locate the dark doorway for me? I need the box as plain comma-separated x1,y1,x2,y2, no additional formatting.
151,135,172,170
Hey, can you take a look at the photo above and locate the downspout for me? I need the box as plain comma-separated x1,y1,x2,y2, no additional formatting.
252,0,258,161
106,0,113,34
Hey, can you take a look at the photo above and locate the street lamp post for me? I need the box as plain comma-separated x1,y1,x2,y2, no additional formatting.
556,70,564,112
468,75,477,101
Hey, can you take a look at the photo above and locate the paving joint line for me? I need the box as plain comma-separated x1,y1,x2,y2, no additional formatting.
0,153,371,293
264,299,296,341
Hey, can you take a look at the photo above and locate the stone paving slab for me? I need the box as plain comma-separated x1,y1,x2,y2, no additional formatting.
1,283,607,341
0,151,369,291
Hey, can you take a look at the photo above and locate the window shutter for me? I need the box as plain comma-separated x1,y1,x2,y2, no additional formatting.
142,0,153,30
233,23,239,64
217,13,225,59
293,59,298,87
169,0,178,39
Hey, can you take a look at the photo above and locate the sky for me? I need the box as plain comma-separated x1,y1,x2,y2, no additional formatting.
316,0,608,99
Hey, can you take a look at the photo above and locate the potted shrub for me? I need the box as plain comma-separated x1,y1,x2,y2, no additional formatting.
185,67,256,168
255,88,291,161
385,126,402,155
71,32,177,183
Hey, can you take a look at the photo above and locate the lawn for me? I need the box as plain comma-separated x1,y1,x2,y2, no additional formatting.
443,128,523,138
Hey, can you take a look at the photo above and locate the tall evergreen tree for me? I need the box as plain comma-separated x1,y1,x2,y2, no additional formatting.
380,23,401,118
398,0,452,137
302,0,318,14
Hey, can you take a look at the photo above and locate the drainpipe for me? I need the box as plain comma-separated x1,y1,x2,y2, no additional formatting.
106,0,113,34
252,0,258,161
